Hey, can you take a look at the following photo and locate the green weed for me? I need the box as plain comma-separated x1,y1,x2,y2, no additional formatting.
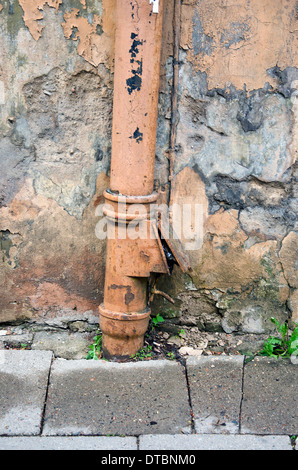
167,351,175,360
86,332,102,360
176,329,185,338
130,344,153,361
151,313,165,329
259,317,298,359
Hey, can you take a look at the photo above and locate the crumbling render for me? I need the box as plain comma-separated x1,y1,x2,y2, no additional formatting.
18,0,62,40
18,0,115,68
62,8,106,68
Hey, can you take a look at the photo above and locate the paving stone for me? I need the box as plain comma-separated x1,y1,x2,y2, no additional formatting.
186,356,244,433
43,359,191,436
32,331,92,360
0,436,137,450
139,433,292,450
0,350,53,435
241,357,298,435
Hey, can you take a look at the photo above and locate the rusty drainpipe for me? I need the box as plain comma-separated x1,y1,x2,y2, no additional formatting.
99,0,187,360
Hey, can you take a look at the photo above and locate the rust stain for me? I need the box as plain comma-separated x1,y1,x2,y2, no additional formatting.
18,0,62,40
181,0,298,91
93,194,104,207
125,288,135,306
109,284,130,290
140,250,150,262
0,4,3,13
108,284,135,306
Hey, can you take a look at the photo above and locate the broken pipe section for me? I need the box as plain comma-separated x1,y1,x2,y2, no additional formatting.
99,0,189,360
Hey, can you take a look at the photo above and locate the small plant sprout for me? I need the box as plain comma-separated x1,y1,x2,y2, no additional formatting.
151,313,165,330
130,344,153,361
176,329,185,339
86,332,103,360
260,317,298,359
167,351,175,360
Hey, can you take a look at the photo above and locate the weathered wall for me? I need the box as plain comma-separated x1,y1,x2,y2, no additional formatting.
153,0,298,334
0,0,114,324
0,1,297,335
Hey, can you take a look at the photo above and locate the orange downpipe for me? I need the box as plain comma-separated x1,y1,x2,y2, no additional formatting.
99,0,165,359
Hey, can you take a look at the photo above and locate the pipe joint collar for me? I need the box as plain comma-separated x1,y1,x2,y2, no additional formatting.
103,189,159,224
104,190,158,204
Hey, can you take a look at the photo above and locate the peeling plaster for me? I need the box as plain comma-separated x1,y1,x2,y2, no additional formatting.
62,7,111,67
17,0,115,68
62,8,102,66
18,0,62,40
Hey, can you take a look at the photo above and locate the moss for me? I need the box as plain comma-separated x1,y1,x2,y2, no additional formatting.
0,231,12,259
17,53,28,68
260,255,275,279
258,254,280,303
0,232,12,254
253,279,279,303
217,295,237,310
162,308,180,319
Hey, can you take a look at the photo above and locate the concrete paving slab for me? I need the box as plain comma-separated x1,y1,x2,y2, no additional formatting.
43,359,191,436
186,356,244,434
241,357,298,435
0,436,137,450
0,350,53,436
139,433,292,450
